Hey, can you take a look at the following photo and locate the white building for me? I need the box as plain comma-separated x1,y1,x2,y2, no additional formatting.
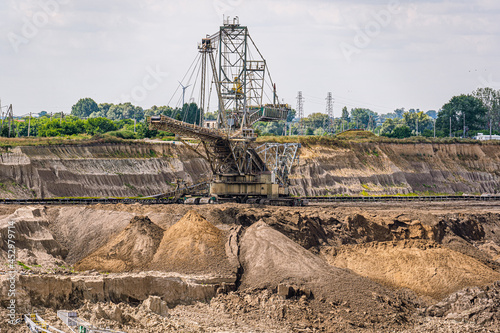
474,133,500,141
204,120,217,129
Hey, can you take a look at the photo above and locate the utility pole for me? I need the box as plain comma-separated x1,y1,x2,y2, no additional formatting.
463,112,466,138
296,91,305,135
490,108,492,140
325,92,334,134
28,112,31,137
7,104,13,138
449,117,452,137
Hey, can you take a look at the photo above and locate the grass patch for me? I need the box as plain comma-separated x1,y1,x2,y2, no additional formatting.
124,183,136,190
17,261,31,270
256,134,500,147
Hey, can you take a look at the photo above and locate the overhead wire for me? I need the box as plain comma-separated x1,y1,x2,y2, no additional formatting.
167,53,201,107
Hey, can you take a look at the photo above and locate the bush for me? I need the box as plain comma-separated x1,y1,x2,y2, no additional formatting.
390,126,411,139
105,130,137,139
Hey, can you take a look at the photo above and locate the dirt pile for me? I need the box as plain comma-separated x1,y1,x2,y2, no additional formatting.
149,210,236,276
424,281,500,331
325,240,500,299
75,216,164,273
239,221,413,328
48,207,135,264
0,207,67,268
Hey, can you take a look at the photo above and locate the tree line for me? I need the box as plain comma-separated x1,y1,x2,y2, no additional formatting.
255,87,498,139
3,87,499,139
1,98,205,139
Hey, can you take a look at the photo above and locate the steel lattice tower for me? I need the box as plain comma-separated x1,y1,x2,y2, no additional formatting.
296,91,304,120
326,92,334,134
296,91,305,134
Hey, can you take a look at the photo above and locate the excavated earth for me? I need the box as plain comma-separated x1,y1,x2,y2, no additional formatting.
1,201,500,332
1,141,500,198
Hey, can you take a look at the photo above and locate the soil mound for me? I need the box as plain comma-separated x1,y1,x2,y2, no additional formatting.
49,207,135,264
326,240,500,299
336,129,377,139
149,210,234,275
239,221,409,325
75,216,164,273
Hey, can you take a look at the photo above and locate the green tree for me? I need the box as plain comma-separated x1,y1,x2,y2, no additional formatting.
394,108,405,119
341,106,350,122
350,108,378,129
71,98,99,118
436,95,487,136
144,105,170,118
380,118,403,135
106,103,145,122
303,113,329,130
85,117,117,135
390,125,411,138
473,87,500,132
287,109,297,123
403,111,432,134
425,110,437,119
136,122,158,139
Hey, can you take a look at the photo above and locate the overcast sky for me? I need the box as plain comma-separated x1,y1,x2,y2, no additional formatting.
1,0,499,117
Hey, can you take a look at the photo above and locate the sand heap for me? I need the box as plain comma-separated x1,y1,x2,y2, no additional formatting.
239,221,407,325
75,216,164,273
326,240,500,300
75,211,235,276
149,210,235,276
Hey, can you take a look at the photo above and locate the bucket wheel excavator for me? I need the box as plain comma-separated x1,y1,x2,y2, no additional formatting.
149,17,302,205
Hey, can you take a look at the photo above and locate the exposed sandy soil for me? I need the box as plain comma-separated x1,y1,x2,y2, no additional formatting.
324,240,500,299
239,221,413,330
2,142,500,198
1,202,500,332
75,216,164,273
148,210,235,276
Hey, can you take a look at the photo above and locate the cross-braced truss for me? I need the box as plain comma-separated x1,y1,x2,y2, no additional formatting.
149,17,300,194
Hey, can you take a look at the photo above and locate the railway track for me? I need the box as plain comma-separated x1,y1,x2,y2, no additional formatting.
0,195,499,206
302,195,500,202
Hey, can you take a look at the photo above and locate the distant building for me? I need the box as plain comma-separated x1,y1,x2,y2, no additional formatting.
204,120,217,129
474,133,500,141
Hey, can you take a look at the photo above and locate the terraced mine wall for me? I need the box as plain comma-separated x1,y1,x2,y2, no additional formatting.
0,141,499,198
291,142,500,196
0,143,210,198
